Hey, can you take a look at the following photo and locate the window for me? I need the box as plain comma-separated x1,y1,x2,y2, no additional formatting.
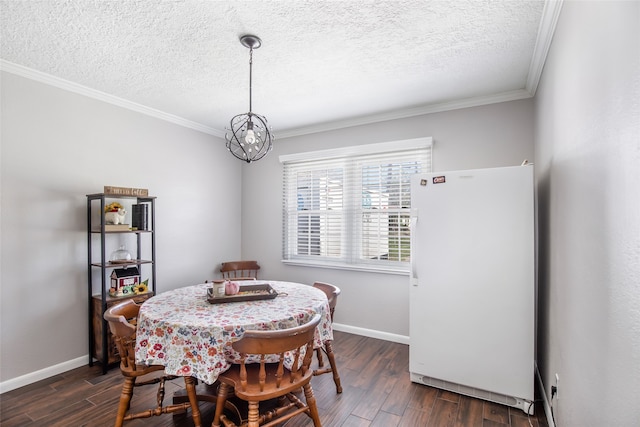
280,138,432,273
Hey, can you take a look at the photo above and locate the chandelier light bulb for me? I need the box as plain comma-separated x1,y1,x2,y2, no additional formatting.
245,127,256,145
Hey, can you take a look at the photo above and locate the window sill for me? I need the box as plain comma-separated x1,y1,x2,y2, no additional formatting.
281,259,410,276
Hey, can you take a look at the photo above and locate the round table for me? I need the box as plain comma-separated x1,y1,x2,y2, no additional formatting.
134,281,333,385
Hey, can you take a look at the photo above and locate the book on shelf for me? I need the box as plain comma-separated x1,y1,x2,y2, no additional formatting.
132,204,149,231
104,224,131,231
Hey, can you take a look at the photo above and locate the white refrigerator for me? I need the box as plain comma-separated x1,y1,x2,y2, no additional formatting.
409,165,535,414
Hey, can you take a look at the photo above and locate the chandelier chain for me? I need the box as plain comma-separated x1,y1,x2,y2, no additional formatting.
248,47,253,113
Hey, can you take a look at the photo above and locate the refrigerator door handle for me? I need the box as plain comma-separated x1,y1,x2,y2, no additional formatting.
410,212,418,285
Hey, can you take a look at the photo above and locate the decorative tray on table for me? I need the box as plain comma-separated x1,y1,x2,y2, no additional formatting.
207,284,279,304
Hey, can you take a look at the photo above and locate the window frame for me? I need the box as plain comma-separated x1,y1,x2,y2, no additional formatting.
280,137,432,275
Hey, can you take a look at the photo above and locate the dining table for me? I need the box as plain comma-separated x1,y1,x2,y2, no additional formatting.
134,280,333,386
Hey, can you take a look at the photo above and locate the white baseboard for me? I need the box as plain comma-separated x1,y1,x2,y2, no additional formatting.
0,355,88,394
535,362,556,427
332,322,410,345
0,326,404,394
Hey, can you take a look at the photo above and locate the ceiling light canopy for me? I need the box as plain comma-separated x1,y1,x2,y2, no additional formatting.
225,34,273,163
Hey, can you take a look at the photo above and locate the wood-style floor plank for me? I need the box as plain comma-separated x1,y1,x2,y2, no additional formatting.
407,382,439,412
428,398,459,427
380,371,413,416
370,410,402,426
511,411,540,427
0,331,549,427
350,374,395,420
398,407,433,426
454,395,484,427
341,415,371,427
483,402,511,424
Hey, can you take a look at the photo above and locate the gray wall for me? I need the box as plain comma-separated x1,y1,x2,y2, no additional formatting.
241,99,534,339
534,1,640,425
0,72,243,386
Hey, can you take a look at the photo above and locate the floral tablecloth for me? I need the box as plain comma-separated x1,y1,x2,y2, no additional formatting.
134,281,333,385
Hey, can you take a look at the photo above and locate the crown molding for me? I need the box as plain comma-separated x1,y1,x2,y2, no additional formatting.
0,59,224,138
276,89,533,139
526,0,564,95
1,58,535,141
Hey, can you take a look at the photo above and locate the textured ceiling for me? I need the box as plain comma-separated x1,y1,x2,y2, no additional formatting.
0,1,553,138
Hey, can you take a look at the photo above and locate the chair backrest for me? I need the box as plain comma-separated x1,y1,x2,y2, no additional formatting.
232,314,321,391
220,260,261,280
312,282,340,322
104,299,141,372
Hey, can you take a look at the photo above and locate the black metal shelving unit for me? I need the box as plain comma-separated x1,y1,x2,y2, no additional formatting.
86,193,156,373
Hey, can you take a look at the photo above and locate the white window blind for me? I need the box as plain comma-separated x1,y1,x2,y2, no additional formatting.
280,138,432,273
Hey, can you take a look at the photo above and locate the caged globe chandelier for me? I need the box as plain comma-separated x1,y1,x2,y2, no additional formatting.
225,34,274,163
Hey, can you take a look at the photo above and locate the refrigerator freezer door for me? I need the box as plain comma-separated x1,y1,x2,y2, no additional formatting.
409,166,534,402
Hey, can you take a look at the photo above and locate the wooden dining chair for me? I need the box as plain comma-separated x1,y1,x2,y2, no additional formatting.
212,314,323,427
312,281,343,393
220,260,261,280
104,299,202,427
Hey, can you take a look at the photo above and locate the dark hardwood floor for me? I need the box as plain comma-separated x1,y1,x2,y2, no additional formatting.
1,331,548,427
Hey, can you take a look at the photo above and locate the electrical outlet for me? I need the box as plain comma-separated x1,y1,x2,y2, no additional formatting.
553,373,559,399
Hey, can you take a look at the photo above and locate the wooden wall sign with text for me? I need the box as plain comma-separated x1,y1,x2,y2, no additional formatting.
103,186,149,197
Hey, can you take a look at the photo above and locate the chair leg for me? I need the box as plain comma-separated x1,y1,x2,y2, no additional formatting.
183,376,202,427
115,377,135,427
303,383,322,427
324,340,343,393
212,383,230,427
315,347,325,368
247,401,260,427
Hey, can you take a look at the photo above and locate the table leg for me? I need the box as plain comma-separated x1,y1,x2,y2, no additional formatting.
173,381,243,425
